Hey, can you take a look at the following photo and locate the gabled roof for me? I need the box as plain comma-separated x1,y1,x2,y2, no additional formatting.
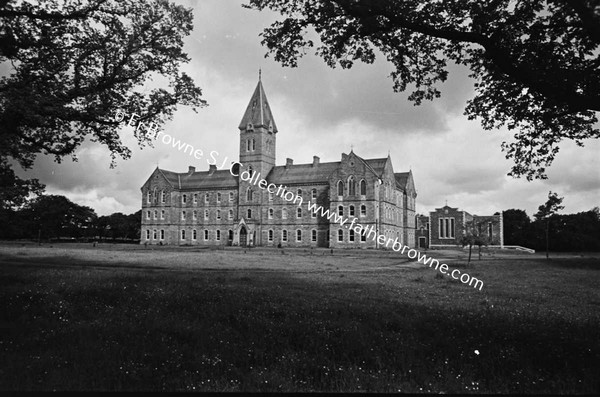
238,79,278,133
267,162,340,185
394,172,410,189
159,168,237,190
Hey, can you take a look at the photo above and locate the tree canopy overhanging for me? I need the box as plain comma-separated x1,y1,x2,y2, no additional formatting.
0,0,206,206
244,0,600,180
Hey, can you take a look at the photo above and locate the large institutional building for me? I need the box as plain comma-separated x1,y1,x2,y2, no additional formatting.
140,77,417,248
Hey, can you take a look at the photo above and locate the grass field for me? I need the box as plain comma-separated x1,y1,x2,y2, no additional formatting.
1,242,599,392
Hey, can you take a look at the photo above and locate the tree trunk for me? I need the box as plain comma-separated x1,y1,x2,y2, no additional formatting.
545,219,550,260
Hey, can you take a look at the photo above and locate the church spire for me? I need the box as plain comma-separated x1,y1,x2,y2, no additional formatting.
238,75,278,133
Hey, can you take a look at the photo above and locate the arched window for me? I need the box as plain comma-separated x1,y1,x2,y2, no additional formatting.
204,230,209,240
311,188,317,200
268,208,274,219
247,209,252,219
216,230,221,241
228,209,233,220
192,229,197,240
147,191,151,204
349,205,355,216
360,205,366,216
247,188,253,201
338,205,344,216
268,229,274,242
153,188,158,203
337,229,343,242
348,176,356,195
252,139,256,151
228,230,233,240
296,229,302,242
282,230,288,242
360,180,366,196
311,230,317,242
337,180,344,196
181,230,186,240
216,210,221,220
161,190,166,203
297,207,302,218
349,229,355,242
282,208,288,219
297,188,302,196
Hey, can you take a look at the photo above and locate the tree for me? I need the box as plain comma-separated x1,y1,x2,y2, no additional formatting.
245,0,600,180
21,195,97,241
0,0,206,204
502,209,531,246
534,191,565,259
460,217,496,264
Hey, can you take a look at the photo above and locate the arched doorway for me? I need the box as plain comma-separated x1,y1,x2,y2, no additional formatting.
239,226,247,247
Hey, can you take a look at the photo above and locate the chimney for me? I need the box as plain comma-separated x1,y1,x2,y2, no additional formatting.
312,156,320,167
188,166,195,174
286,158,293,167
208,164,216,175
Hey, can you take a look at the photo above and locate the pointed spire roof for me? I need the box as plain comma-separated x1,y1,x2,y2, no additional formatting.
238,78,278,133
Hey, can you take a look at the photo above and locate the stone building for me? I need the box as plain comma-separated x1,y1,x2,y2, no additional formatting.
140,77,417,248
424,205,504,249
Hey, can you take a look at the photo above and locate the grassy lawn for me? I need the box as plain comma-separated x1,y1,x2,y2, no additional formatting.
1,243,599,392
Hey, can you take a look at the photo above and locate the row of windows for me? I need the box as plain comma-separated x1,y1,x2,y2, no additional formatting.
269,229,317,242
145,229,235,241
337,177,367,196
338,204,367,217
337,229,367,242
439,217,455,239
180,192,234,205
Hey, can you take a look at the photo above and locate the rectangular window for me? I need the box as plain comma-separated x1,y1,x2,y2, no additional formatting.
204,230,209,240
160,229,165,240
296,230,302,242
147,192,151,204
311,230,317,242
282,230,288,242
361,231,366,242
153,210,157,220
297,208,302,218
338,230,343,242
216,230,221,241
146,211,151,220
205,193,209,204
268,230,274,242
153,229,157,240
204,210,209,220
488,222,493,239
439,218,445,238
349,206,355,216
161,191,165,203
450,218,455,238
160,210,165,220
360,205,366,217
338,206,343,216
181,230,186,240
311,189,317,200
146,229,150,240
311,211,316,218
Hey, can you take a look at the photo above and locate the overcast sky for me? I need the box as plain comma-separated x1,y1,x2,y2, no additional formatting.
11,0,600,218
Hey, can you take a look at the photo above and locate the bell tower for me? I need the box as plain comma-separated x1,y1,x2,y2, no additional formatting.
238,71,277,178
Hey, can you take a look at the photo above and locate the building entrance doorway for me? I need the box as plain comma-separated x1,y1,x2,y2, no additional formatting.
239,227,248,247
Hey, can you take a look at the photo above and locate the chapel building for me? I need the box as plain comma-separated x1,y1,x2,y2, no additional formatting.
140,77,417,248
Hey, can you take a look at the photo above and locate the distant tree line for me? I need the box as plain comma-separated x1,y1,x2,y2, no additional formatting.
503,207,600,252
0,194,141,242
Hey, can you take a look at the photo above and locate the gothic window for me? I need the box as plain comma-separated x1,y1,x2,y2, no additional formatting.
311,230,317,242
360,180,366,196
338,205,344,216
311,188,317,200
338,229,343,242
282,230,288,242
360,205,366,216
349,229,355,242
247,209,252,219
297,208,302,218
268,208,274,219
337,180,343,196
348,176,356,195
296,229,302,242
349,205,355,217
282,208,288,219
268,230,274,242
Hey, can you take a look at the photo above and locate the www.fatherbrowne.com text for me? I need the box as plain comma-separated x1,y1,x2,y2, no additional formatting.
230,161,485,291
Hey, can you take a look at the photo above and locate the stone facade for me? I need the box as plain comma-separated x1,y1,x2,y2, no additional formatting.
140,77,417,248
425,205,503,248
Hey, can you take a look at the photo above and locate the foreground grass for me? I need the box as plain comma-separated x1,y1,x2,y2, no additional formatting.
1,245,599,392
